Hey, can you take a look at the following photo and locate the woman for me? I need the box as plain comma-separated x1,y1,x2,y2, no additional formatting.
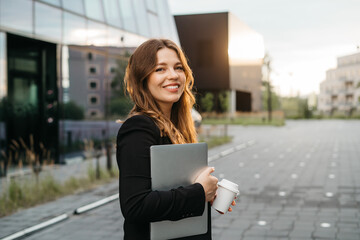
116,39,234,239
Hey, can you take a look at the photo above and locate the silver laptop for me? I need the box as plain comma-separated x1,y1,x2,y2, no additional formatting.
150,142,208,240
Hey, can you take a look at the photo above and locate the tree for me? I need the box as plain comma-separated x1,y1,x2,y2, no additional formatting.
200,92,214,112
109,97,133,117
218,91,229,113
59,101,84,120
110,55,129,98
262,81,280,111
263,53,272,122
303,100,312,119
108,53,134,117
280,96,313,119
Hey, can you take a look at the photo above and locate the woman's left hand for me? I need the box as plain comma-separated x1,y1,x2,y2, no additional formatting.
210,196,236,214
227,200,236,213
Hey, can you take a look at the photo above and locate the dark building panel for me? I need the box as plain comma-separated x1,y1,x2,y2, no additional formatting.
236,91,251,112
175,13,230,91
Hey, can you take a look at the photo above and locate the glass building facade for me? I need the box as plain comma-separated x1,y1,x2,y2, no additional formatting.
0,0,179,170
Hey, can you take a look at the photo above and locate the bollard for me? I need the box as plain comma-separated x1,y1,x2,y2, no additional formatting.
106,141,112,175
95,144,102,180
67,131,72,148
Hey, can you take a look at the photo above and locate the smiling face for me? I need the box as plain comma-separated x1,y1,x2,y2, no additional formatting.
147,47,186,115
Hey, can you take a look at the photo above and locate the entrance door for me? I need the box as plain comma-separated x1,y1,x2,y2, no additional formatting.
236,91,251,112
6,34,58,164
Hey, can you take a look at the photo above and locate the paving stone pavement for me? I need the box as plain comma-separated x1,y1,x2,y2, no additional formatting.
1,120,360,240
0,180,119,239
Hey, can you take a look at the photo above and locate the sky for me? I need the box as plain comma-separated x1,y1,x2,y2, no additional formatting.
168,0,360,97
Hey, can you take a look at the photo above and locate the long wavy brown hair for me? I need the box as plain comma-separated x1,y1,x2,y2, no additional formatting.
124,39,197,144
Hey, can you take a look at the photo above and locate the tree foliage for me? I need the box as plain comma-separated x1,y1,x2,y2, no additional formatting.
218,91,229,113
110,56,129,98
109,97,133,117
200,92,214,112
108,53,134,117
280,97,312,119
59,101,84,120
262,81,280,111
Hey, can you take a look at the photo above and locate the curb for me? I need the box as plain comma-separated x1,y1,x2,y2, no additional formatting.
74,194,119,214
0,193,119,240
1,214,68,240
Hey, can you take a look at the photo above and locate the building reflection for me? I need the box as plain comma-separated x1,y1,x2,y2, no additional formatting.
0,0,179,171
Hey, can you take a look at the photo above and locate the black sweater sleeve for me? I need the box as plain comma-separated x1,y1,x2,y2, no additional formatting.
116,115,206,223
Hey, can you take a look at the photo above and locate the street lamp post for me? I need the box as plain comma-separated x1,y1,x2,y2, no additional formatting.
264,53,272,122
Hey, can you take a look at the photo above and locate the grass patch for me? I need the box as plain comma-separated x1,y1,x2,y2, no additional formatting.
202,117,284,126
200,135,233,149
201,111,285,126
0,163,119,217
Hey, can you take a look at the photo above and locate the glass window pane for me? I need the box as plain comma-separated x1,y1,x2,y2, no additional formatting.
35,2,62,42
146,0,157,13
103,0,122,28
157,0,179,44
64,12,87,45
118,0,137,33
61,46,70,104
63,0,84,15
90,97,97,104
107,27,145,48
0,32,6,100
0,32,5,145
0,0,33,34
132,0,150,37
107,27,125,47
89,67,96,74
90,81,97,89
148,13,161,38
84,0,104,22
39,0,61,7
87,20,108,46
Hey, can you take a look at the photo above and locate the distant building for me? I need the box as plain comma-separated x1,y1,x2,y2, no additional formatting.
174,12,264,113
318,52,360,116
67,45,136,119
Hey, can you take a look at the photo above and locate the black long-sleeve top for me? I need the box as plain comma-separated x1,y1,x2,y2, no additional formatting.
116,114,211,239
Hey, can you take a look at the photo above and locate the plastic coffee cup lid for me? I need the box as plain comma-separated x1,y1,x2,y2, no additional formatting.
218,179,239,194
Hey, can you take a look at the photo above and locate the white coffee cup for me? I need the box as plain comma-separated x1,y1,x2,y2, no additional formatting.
212,179,239,214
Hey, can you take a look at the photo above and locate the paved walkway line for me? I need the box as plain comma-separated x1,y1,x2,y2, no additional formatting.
208,140,256,162
74,193,119,214
0,214,68,240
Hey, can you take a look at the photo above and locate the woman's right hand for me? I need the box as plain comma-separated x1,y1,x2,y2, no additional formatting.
195,167,218,202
